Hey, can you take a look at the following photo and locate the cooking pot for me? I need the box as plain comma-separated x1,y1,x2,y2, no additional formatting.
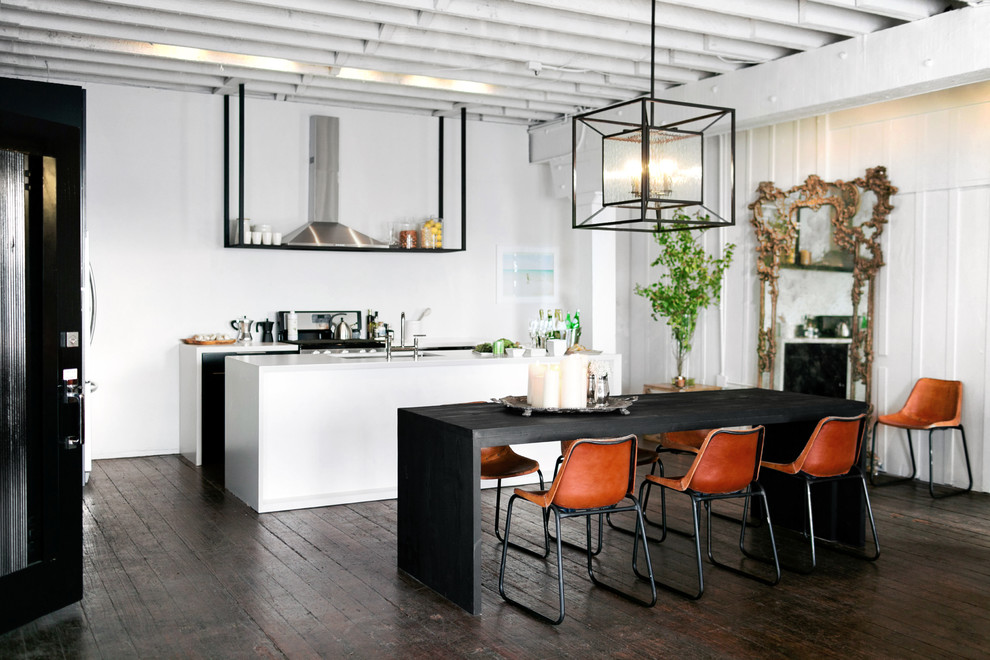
230,316,254,342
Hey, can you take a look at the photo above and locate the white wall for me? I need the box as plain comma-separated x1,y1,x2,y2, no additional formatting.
83,82,585,459
621,82,990,492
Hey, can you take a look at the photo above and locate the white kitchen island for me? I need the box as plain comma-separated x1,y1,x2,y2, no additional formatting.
225,351,622,513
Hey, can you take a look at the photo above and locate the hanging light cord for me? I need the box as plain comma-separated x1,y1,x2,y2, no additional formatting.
650,0,656,99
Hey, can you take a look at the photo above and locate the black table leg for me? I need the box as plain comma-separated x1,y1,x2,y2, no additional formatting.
397,410,482,614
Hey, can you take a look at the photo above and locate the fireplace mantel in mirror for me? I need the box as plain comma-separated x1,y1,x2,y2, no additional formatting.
750,167,897,406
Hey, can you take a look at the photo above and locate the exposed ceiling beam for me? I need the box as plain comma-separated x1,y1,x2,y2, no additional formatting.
0,0,970,124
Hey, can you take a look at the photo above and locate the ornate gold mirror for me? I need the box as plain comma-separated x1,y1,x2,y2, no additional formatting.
750,166,897,405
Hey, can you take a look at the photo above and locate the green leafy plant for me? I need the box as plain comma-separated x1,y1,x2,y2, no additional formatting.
634,211,735,379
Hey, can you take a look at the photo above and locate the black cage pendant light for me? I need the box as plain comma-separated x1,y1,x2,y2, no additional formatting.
572,1,735,232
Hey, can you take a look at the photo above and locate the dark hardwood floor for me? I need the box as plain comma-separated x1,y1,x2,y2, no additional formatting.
3,454,989,658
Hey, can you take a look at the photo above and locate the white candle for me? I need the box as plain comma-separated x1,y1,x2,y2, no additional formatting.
542,363,561,409
559,354,588,409
528,363,546,408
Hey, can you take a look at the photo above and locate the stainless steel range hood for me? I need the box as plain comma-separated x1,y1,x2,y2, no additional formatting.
285,115,386,248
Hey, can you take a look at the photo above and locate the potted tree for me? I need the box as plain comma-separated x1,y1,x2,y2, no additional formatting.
634,211,735,387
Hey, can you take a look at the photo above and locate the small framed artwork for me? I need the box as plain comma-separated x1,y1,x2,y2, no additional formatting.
496,247,559,303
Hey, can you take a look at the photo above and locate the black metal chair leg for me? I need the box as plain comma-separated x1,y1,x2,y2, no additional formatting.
870,424,918,487
605,461,666,541
738,486,782,582
498,497,565,624
634,482,705,599
860,473,882,560
640,461,671,534
705,488,781,586
763,470,880,571
494,472,548,556
586,501,658,608
806,479,818,571
547,513,603,555
929,426,973,498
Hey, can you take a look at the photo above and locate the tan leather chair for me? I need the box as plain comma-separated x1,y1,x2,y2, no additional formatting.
638,426,780,599
761,414,880,570
480,445,543,543
498,435,657,624
870,378,971,498
555,436,661,547
657,428,711,454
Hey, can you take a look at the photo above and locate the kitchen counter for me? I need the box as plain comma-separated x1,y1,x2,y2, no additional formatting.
179,341,298,466
224,350,622,512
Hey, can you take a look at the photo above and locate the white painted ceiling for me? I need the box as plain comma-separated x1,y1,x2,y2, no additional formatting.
0,0,977,125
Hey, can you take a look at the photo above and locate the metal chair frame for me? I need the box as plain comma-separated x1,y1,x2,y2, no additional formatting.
492,470,545,544
549,444,660,554
636,481,780,600
635,427,781,600
498,437,657,625
775,466,880,571
764,414,880,571
647,438,762,541
870,423,972,499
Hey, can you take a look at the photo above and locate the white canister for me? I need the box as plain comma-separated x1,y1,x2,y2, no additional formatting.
547,339,567,356
286,311,298,341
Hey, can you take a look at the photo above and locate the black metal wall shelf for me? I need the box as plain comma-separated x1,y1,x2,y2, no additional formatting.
231,244,464,253
222,84,467,253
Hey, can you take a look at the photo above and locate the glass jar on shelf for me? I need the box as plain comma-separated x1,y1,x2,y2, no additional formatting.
394,222,418,249
420,217,443,249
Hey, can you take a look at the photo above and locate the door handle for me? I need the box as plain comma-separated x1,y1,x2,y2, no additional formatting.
63,380,84,403
61,368,85,448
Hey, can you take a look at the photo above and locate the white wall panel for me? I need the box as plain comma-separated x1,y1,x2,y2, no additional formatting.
953,103,990,189
919,190,950,379
945,186,988,488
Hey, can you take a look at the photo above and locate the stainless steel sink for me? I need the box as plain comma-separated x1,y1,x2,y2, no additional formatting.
332,351,443,360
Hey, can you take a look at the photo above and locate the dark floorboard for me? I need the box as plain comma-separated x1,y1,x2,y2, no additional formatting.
3,454,990,659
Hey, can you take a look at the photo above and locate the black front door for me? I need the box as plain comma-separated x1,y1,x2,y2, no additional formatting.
0,78,85,634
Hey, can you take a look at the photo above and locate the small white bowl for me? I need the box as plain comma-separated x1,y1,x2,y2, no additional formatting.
525,348,546,357
508,347,526,357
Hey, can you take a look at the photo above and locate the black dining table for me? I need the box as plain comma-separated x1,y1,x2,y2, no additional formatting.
396,388,868,614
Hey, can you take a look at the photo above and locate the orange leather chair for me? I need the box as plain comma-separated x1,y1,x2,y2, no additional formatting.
637,427,780,599
870,378,971,498
650,429,711,524
657,428,711,454
480,446,543,543
761,414,880,570
555,437,661,547
498,435,657,624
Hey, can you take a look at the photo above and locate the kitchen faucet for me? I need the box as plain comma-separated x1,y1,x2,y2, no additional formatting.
400,311,406,347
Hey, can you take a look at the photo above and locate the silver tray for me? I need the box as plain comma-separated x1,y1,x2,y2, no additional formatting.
492,395,637,416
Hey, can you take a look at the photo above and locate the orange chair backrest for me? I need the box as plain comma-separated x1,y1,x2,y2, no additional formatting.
551,435,637,510
902,378,963,427
801,415,867,477
480,446,505,462
686,427,765,495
